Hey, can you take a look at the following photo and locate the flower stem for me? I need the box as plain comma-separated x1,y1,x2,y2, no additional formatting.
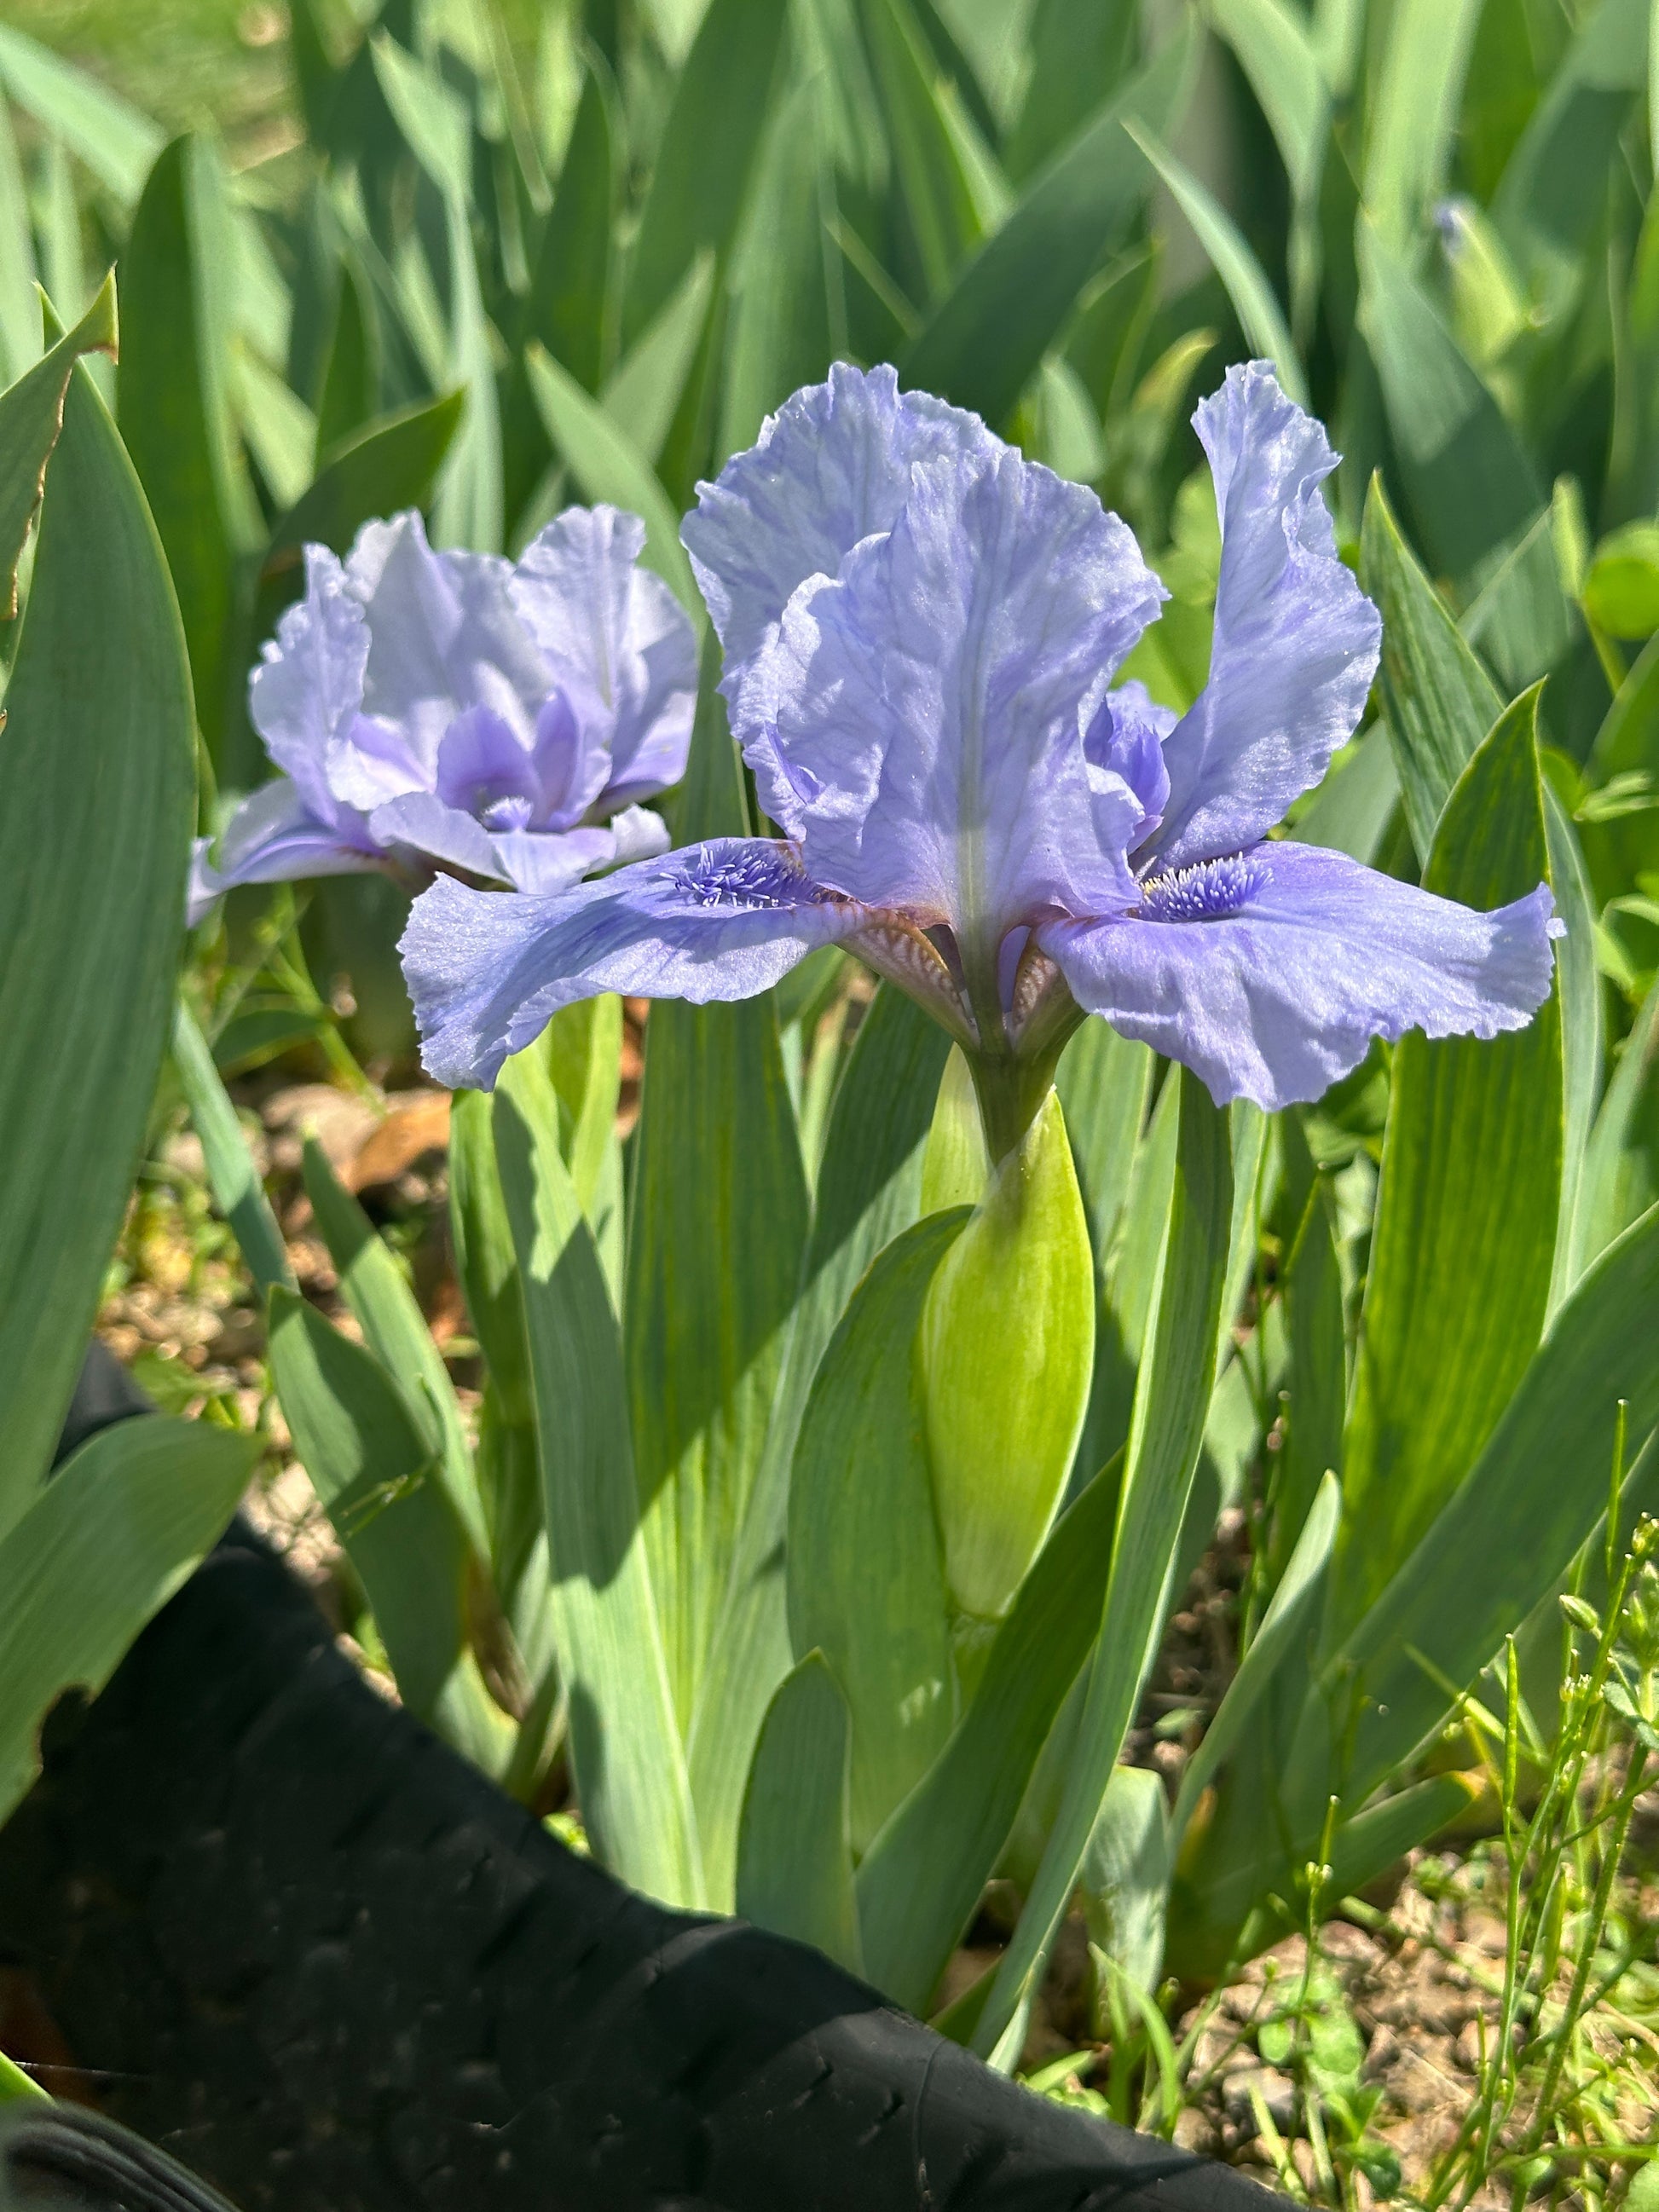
966,1049,1061,1164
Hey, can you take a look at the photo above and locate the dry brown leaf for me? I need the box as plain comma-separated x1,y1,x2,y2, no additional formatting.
344,1090,453,1193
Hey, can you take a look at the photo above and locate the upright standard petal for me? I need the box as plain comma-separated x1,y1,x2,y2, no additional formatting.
1084,680,1175,845
1150,364,1381,874
511,505,697,807
759,447,1163,967
247,547,370,829
344,511,550,777
1041,842,1558,1112
682,363,1000,674
433,702,542,821
402,839,862,1089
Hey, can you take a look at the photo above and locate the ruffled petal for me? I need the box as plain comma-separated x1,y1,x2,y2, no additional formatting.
433,703,540,817
683,362,999,675
344,511,548,771
326,710,429,812
343,512,475,770
511,505,697,806
1040,841,1559,1112
367,790,499,880
683,364,1002,829
188,777,380,925
441,546,557,738
1150,364,1382,874
488,824,619,895
246,547,369,829
526,692,599,825
402,839,863,1089
1084,679,1175,846
758,445,1162,964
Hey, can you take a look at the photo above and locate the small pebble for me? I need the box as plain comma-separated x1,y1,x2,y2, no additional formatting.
1172,2106,1220,2156
1454,2017,1487,2071
1364,2022,1401,2077
1221,2065,1297,2133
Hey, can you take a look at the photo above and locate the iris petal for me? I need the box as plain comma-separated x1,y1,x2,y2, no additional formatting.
433,702,540,818
188,778,379,926
1041,840,1558,1112
367,790,498,880
346,512,548,771
757,445,1161,962
402,839,862,1089
488,825,623,895
1084,679,1175,846
246,547,369,832
1150,364,1382,874
511,505,697,805
683,364,1002,834
683,363,999,681
604,804,673,866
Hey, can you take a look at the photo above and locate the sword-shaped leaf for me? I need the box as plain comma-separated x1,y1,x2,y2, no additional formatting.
1334,690,1562,1629
0,313,193,1538
0,1414,256,1824
626,651,809,1901
495,1061,705,1907
269,1290,510,1768
737,1651,862,1973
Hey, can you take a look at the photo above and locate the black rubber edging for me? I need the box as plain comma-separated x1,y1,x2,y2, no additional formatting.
0,1347,1286,2212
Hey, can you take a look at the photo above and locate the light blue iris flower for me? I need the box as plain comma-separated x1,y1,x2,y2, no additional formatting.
189,505,697,923
400,363,1558,1146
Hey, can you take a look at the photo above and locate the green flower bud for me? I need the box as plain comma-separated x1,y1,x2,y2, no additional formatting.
919,1085,1095,1624
920,1046,991,1215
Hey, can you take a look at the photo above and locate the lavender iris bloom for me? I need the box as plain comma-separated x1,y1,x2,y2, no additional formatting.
401,363,1558,1153
188,505,697,925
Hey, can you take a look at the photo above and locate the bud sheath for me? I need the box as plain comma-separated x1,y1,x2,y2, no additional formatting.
919,1086,1095,1623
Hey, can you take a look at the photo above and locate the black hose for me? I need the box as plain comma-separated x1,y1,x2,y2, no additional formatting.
0,1348,1284,2212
